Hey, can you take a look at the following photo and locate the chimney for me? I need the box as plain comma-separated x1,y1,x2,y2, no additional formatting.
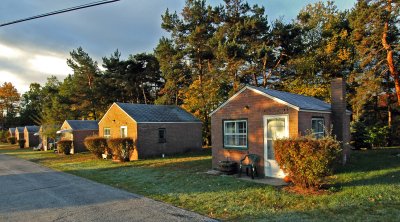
331,77,350,163
331,78,346,142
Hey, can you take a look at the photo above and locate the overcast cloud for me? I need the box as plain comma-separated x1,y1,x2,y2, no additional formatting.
0,0,356,93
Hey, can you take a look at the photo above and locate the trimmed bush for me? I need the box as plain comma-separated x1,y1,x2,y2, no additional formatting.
107,138,134,162
84,136,108,158
57,140,72,155
7,136,16,144
274,136,341,190
17,139,25,149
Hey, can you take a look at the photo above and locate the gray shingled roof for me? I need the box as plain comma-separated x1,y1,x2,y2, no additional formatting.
116,103,201,123
25,125,40,133
66,120,99,130
16,127,24,132
249,86,332,112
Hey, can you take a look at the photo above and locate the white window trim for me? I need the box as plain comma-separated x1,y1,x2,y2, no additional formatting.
311,117,325,138
104,127,111,139
120,126,128,138
223,120,247,148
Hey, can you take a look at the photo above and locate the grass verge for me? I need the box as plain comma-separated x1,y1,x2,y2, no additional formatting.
1,144,399,221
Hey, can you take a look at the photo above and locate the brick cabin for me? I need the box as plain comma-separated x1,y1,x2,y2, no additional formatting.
8,128,15,138
24,125,40,148
39,125,60,151
58,120,99,154
15,127,25,141
211,78,351,178
98,103,202,160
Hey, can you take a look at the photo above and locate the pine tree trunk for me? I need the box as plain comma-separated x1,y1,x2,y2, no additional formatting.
382,0,400,106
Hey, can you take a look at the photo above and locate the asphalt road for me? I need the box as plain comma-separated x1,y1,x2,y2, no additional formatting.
0,154,216,222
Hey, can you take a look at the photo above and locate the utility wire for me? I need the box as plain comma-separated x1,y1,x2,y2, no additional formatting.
0,0,120,27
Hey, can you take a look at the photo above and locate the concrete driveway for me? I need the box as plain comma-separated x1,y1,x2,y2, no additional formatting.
0,154,216,222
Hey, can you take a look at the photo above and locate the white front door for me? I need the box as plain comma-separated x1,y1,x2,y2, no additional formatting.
263,115,289,178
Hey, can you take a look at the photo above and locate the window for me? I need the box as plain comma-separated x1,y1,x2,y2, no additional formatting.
120,126,128,138
311,117,325,138
158,128,166,143
104,128,111,139
223,120,247,149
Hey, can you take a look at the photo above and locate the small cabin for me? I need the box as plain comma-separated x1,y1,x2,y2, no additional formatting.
24,125,40,148
210,78,351,178
98,103,202,159
15,127,24,141
58,120,99,154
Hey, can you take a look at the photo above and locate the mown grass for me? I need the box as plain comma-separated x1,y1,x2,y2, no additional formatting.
1,144,399,221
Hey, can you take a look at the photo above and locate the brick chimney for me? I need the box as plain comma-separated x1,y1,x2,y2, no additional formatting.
331,77,350,163
331,78,346,141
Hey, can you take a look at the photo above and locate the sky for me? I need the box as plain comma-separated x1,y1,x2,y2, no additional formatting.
0,0,356,94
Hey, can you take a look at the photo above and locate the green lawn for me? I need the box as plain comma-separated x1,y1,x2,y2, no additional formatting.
1,144,399,221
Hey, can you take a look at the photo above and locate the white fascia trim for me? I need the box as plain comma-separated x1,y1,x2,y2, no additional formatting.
247,87,300,110
209,86,301,117
98,103,138,125
299,109,332,114
98,103,117,125
209,87,248,116
137,122,202,124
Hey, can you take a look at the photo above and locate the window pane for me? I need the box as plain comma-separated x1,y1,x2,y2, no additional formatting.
225,122,235,133
267,140,275,160
238,135,247,146
237,121,246,133
224,135,236,146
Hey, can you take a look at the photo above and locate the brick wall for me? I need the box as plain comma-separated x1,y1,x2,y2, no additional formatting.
137,122,202,158
298,111,332,136
24,130,39,148
72,130,98,153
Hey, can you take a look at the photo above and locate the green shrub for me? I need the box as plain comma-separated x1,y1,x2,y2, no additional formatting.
57,140,72,155
0,130,8,143
7,136,16,144
274,136,341,190
366,125,389,148
17,139,26,149
350,121,371,149
107,138,134,162
84,136,108,158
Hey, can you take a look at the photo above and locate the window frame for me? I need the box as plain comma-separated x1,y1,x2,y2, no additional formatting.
104,127,111,139
158,128,166,143
120,126,128,138
311,117,325,139
223,119,248,150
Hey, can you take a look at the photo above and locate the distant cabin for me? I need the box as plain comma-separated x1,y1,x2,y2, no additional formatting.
210,78,351,178
59,120,99,154
39,125,60,151
15,127,24,141
99,103,202,160
8,128,15,137
24,125,40,148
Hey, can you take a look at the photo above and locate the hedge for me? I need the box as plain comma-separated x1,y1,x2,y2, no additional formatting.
107,138,134,162
84,136,108,158
7,136,16,144
274,136,341,190
57,140,72,155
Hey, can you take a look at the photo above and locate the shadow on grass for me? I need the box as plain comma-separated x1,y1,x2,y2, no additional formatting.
336,148,400,174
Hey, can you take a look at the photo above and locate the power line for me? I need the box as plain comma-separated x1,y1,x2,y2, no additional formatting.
0,0,120,27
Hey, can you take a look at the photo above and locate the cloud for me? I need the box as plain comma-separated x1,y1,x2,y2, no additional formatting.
0,40,71,94
0,43,23,58
28,55,71,75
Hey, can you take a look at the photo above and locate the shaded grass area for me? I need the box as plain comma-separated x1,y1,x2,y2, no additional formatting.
1,144,399,221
